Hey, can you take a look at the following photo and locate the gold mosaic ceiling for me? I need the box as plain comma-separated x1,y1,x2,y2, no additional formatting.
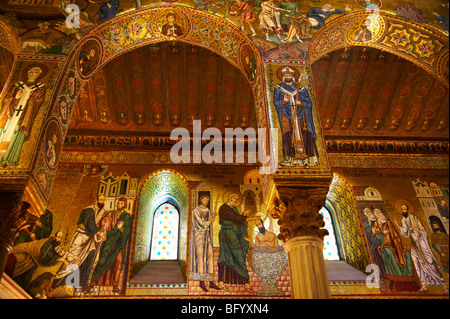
68,41,256,134
311,46,449,140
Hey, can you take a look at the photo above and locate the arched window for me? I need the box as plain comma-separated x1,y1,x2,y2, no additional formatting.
150,202,180,261
319,207,340,261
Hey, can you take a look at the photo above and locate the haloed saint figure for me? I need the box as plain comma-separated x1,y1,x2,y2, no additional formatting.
189,195,221,292
161,13,183,37
273,66,319,167
0,65,46,167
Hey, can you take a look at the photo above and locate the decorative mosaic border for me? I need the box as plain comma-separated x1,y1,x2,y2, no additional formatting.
262,59,309,65
72,4,268,121
59,151,448,171
310,11,449,87
59,150,263,165
0,18,19,54
127,283,188,288
328,154,449,169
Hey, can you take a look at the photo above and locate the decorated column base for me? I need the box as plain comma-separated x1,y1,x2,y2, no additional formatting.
284,236,330,299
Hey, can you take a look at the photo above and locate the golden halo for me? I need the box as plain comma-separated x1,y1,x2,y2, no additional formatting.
222,189,243,208
394,198,415,215
276,66,300,82
165,11,178,23
21,63,49,81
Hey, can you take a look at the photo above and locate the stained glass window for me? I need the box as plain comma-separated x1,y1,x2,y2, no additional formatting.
150,202,179,260
319,207,340,261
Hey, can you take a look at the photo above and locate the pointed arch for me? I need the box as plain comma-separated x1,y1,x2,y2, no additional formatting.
319,206,341,261
50,4,271,134
0,19,19,55
309,11,449,87
129,168,190,279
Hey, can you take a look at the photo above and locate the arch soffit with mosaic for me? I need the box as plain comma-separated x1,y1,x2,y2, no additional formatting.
309,11,449,88
0,19,19,54
55,4,270,132
0,20,19,100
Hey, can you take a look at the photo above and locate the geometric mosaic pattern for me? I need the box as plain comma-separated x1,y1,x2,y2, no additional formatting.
326,174,371,272
320,207,340,261
310,12,449,87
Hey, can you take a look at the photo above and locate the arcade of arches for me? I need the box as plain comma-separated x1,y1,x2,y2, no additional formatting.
0,1,448,300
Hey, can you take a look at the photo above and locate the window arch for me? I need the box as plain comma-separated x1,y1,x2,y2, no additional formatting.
150,202,180,261
319,207,340,261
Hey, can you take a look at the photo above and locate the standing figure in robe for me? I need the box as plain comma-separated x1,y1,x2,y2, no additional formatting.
11,231,79,298
372,209,417,291
273,67,319,167
0,66,46,167
430,220,449,275
90,197,132,294
217,193,259,293
259,0,291,42
53,195,107,293
189,195,221,292
278,0,302,33
362,208,387,288
45,132,58,167
395,204,449,294
230,0,257,36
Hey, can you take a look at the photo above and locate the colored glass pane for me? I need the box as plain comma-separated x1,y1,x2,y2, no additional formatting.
150,202,179,260
319,207,340,261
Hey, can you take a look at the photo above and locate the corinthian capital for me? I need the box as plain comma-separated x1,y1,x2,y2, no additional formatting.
269,180,332,243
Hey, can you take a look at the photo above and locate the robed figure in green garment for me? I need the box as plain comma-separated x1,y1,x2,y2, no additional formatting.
0,66,46,167
90,197,132,294
217,193,259,293
11,231,80,297
372,209,420,292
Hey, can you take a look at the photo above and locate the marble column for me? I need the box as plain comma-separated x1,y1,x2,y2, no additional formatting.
284,236,330,299
269,179,332,299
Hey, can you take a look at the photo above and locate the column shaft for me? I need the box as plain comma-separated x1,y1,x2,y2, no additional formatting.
285,236,330,299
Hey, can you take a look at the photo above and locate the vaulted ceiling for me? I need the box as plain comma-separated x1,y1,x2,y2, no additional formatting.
68,41,256,136
2,37,446,154
68,43,448,154
311,46,449,141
